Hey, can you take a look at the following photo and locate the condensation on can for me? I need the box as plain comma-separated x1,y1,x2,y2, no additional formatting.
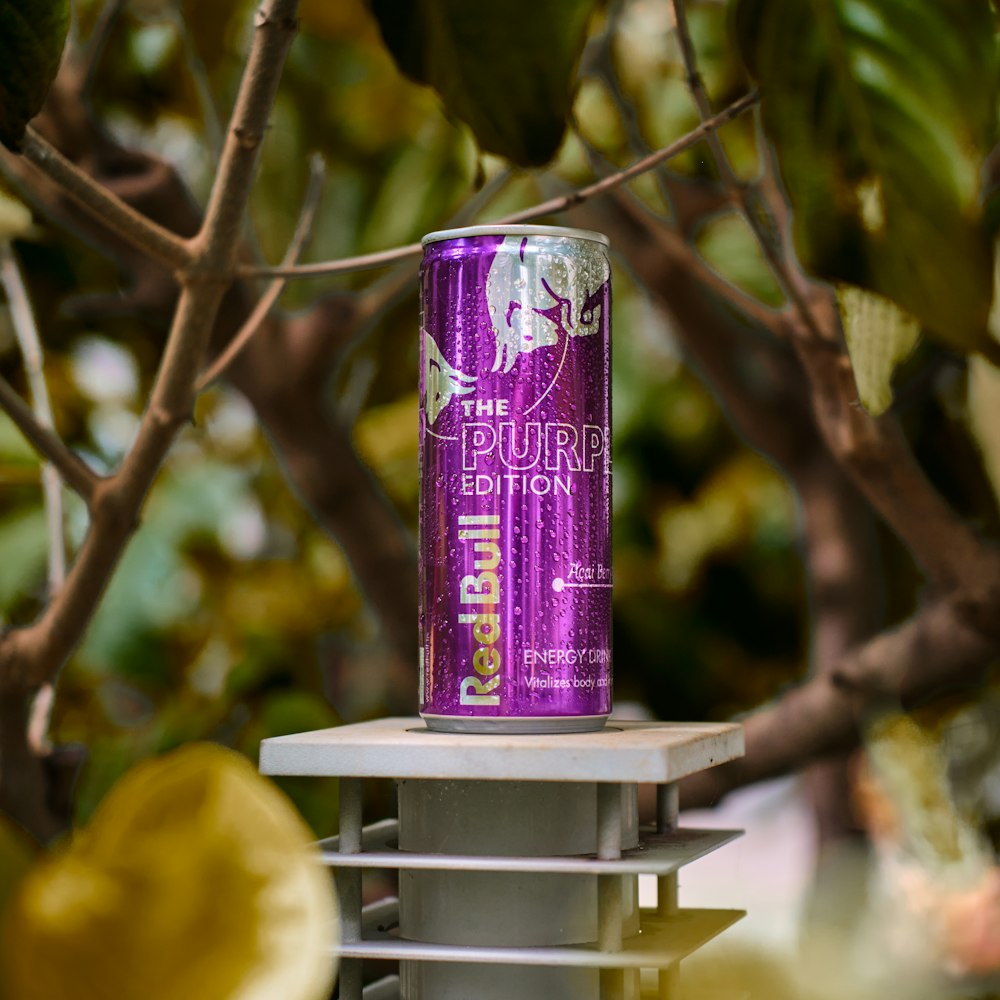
418,224,612,733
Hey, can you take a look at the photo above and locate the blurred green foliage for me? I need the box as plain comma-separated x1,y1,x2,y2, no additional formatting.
737,0,1000,359
0,0,819,834
0,0,70,148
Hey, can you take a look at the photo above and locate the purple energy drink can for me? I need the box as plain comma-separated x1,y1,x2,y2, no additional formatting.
419,225,612,733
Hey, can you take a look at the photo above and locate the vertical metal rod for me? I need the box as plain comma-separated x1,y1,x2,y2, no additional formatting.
656,782,679,918
597,783,623,998
339,776,363,853
656,783,679,835
657,871,679,918
656,782,681,999
658,965,681,1000
338,777,363,1000
597,782,623,860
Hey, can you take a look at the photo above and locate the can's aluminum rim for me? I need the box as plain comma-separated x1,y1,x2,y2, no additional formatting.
421,224,610,248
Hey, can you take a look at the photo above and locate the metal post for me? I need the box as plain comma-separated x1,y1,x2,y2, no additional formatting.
597,782,623,860
656,783,679,835
597,783,624,999
339,777,363,1000
260,718,747,1000
656,783,679,919
656,782,681,1000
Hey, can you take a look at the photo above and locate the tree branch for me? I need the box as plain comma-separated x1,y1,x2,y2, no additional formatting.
669,0,996,593
18,128,192,272
168,1,225,159
579,183,873,834
240,90,760,280
572,194,812,466
2,0,301,695
0,243,67,593
195,153,325,391
681,590,1000,808
244,357,419,666
791,329,997,591
1,245,68,762
796,460,882,844
580,6,678,211
603,163,1000,810
69,0,127,98
8,41,422,683
0,373,98,504
667,0,824,330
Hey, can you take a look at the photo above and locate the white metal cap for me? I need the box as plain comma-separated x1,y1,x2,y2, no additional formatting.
421,224,610,248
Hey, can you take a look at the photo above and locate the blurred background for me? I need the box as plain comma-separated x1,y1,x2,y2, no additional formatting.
5,0,1000,994
0,0,820,838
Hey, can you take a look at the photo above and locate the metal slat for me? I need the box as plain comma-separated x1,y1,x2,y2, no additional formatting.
318,818,397,854
321,822,741,875
644,993,749,1000
361,896,399,935
335,908,743,969
349,976,751,1000
361,975,400,1000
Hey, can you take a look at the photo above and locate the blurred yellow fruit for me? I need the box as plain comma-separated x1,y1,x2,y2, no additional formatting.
1,744,338,1000
0,190,32,242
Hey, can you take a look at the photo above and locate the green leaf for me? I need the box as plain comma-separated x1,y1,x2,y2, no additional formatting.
0,413,43,465
0,0,70,150
736,0,999,358
696,213,784,308
369,0,598,166
0,507,48,612
838,285,919,415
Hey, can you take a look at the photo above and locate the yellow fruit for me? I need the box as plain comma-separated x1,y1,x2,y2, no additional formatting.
2,744,338,1000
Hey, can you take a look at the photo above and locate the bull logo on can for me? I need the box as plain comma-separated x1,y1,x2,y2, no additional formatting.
422,235,610,425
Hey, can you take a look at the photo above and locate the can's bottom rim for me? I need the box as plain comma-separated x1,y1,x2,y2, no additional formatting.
420,714,610,735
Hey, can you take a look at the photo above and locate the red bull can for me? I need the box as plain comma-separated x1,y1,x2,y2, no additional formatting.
419,225,612,733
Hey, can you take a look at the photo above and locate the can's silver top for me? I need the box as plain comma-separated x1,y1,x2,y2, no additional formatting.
421,224,610,248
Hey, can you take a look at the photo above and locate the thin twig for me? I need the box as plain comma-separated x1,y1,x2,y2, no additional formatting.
608,187,782,331
77,0,127,97
19,128,192,272
195,154,326,391
168,2,225,159
0,374,97,504
452,167,513,227
240,90,759,280
583,5,676,211
0,244,66,593
668,0,738,189
166,0,270,267
321,168,515,403
350,168,513,330
667,0,822,333
669,0,1000,591
1,243,66,755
